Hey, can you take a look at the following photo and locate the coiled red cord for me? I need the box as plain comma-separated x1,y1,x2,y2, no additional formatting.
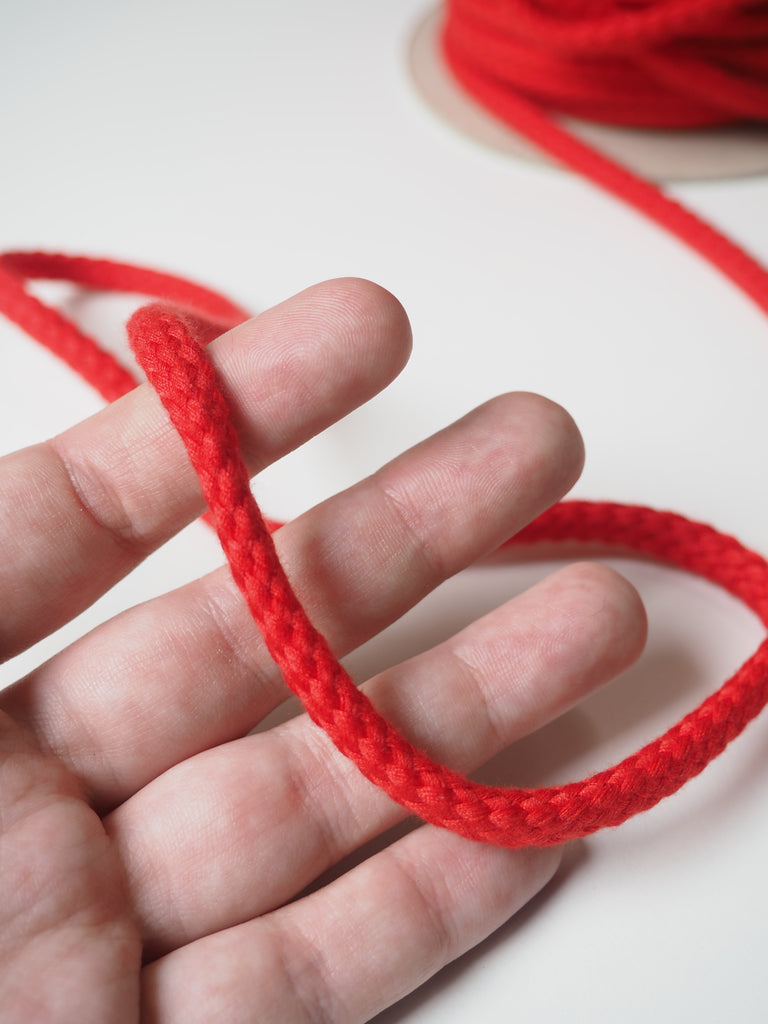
443,0,768,319
1,0,768,847
444,0,768,127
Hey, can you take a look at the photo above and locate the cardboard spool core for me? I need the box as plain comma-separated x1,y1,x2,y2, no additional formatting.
408,8,768,182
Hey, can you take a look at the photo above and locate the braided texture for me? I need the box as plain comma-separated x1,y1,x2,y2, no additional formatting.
1,251,767,848
123,309,768,846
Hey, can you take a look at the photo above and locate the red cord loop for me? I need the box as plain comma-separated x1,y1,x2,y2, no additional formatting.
2,251,768,848
128,304,768,848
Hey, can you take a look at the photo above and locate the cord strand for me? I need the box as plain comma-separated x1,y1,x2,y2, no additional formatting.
119,304,768,849
3,248,768,848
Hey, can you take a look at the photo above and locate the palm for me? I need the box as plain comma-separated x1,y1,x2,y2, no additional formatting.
0,718,139,1020
0,281,645,1023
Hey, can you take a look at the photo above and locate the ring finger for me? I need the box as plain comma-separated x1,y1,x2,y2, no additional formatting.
109,560,646,959
4,393,585,810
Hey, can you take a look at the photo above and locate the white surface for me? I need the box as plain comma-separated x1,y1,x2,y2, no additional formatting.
2,2,768,1020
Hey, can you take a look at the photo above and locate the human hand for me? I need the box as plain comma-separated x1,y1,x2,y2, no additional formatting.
0,280,646,1023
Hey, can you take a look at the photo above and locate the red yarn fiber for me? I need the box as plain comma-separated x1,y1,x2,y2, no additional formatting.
2,0,768,847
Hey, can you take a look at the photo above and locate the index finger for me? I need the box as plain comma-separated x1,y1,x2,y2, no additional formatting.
0,279,411,661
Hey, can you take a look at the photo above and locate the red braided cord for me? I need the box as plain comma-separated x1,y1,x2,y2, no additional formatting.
450,0,758,56
0,252,247,402
2,252,768,847
120,305,768,847
1,1,768,846
444,0,768,126
443,4,768,320
0,255,138,402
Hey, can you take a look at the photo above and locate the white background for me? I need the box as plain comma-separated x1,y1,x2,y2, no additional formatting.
2,1,768,1020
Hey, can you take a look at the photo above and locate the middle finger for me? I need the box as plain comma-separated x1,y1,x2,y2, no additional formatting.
4,392,582,810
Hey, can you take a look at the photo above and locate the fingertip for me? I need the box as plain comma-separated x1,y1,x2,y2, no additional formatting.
527,392,586,492
473,392,586,519
267,276,413,392
498,839,564,913
535,839,566,888
508,391,586,496
204,277,413,462
519,838,580,913
559,560,649,673
315,277,413,382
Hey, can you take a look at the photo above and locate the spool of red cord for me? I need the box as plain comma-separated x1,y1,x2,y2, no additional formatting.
1,0,768,848
443,0,768,129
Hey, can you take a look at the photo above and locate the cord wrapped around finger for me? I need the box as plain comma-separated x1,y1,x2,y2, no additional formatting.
124,302,768,849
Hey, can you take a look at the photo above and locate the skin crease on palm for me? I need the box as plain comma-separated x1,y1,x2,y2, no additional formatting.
0,279,647,1024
